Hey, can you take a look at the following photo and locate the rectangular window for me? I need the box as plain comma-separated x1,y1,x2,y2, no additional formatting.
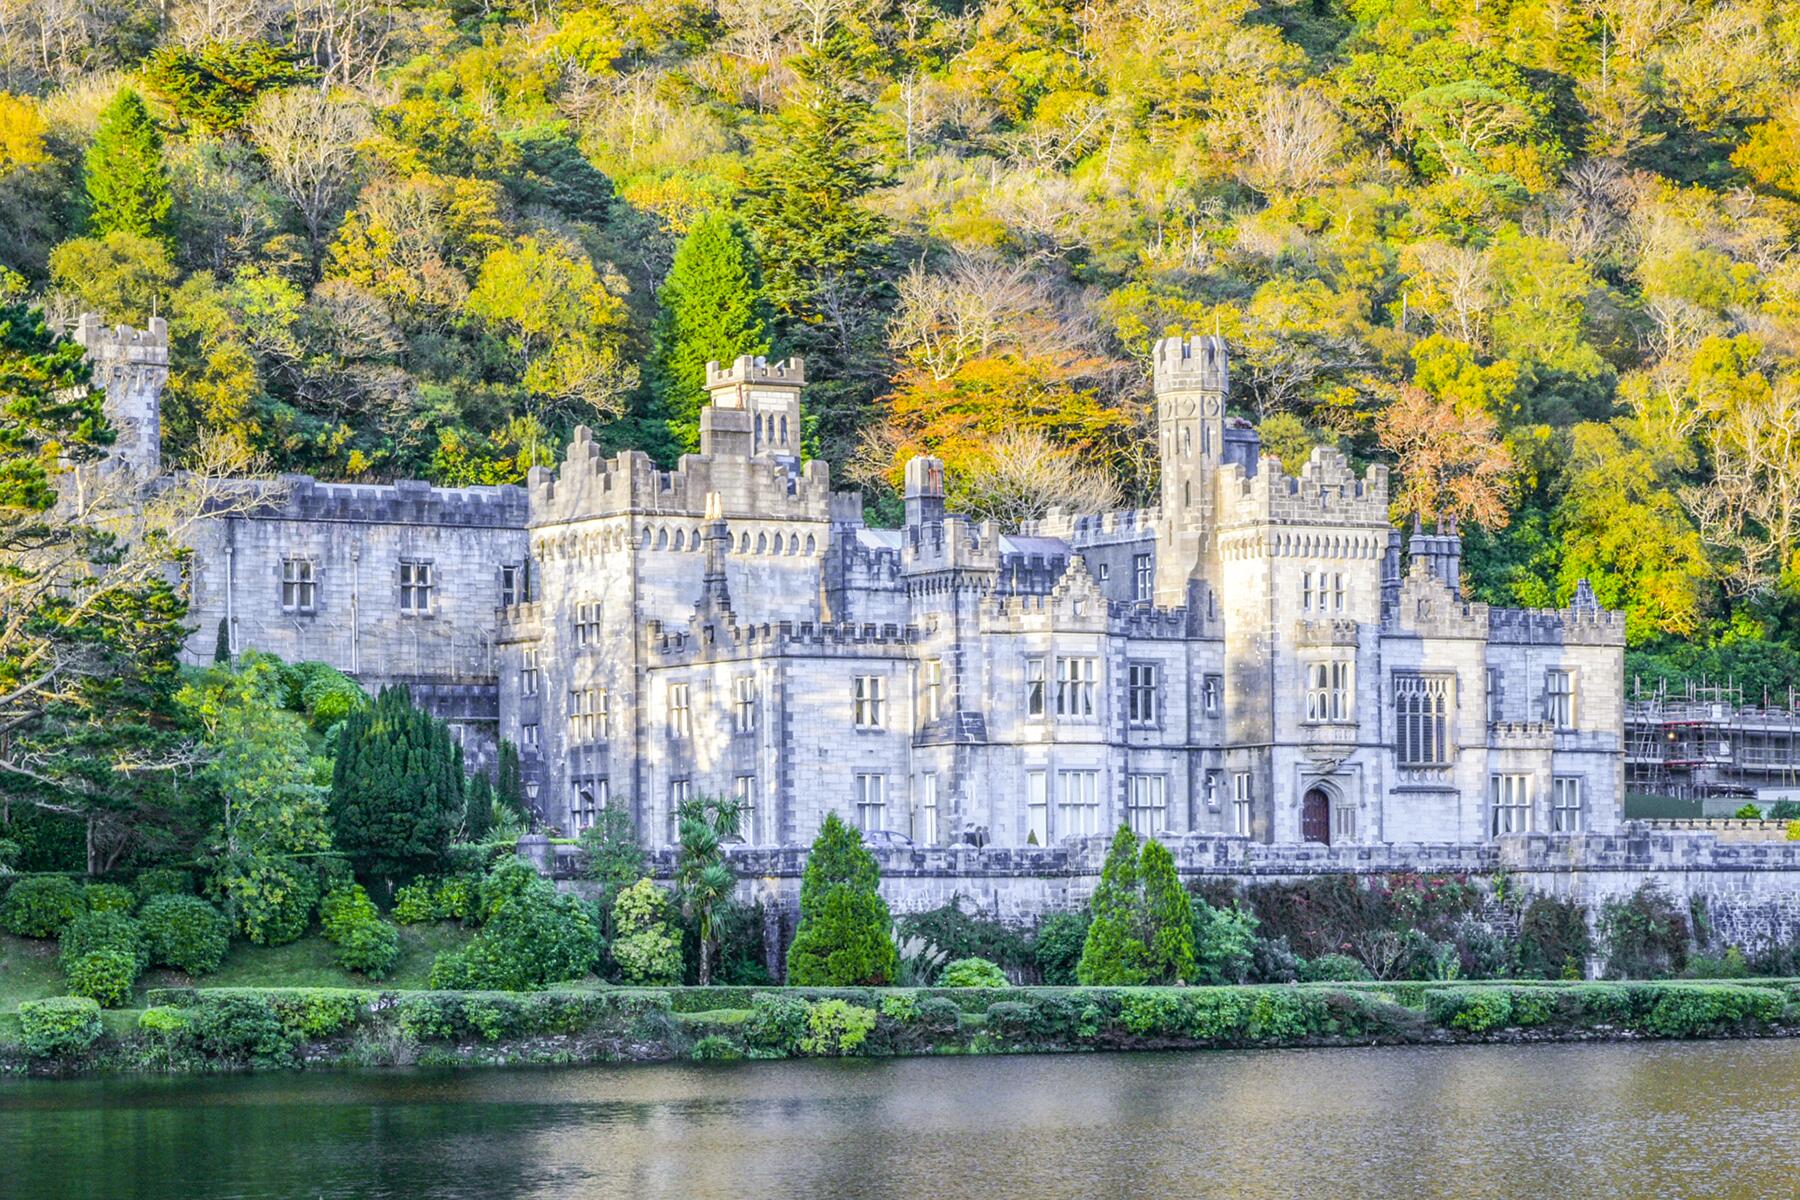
573,601,601,647
1486,668,1500,724
1026,770,1049,844
1204,769,1221,810
500,564,524,608
1232,772,1252,836
1491,773,1533,835
1306,661,1352,722
520,648,540,697
1552,776,1582,833
568,688,604,742
855,772,887,832
917,773,939,845
1026,657,1047,719
853,675,887,729
1057,769,1101,836
1332,801,1356,841
921,659,943,723
1333,572,1346,612
733,676,756,734
281,558,316,613
668,683,691,738
669,779,692,842
570,776,608,833
1394,675,1453,766
1056,656,1098,719
1546,669,1575,730
1134,553,1154,601
1097,563,1110,581
1128,663,1159,726
732,774,756,842
520,722,539,751
1301,570,1314,612
399,559,433,614
1203,675,1222,715
1126,774,1167,835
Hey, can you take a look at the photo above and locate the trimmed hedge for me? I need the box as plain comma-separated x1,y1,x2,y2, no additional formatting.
11,980,1800,1073
139,896,231,976
1,875,85,938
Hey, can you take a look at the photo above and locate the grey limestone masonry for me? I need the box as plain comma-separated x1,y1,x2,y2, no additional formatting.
86,317,1626,851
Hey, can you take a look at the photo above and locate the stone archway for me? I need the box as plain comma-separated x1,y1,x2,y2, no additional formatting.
1302,787,1332,845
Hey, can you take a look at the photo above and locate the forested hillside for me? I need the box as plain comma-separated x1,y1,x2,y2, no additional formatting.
1,0,1799,684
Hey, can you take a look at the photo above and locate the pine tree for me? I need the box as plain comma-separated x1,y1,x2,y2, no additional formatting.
329,686,464,882
465,772,493,843
495,739,525,819
648,212,772,454
1077,825,1149,985
786,812,898,985
1140,838,1197,983
85,89,172,242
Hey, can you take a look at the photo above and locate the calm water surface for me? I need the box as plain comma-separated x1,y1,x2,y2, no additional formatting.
4,1040,1799,1199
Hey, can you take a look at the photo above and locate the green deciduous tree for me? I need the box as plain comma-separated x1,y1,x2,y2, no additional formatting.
328,685,464,883
649,212,772,454
786,812,898,985
85,89,173,242
609,876,682,984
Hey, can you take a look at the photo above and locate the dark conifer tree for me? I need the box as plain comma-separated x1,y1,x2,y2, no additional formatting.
329,686,463,882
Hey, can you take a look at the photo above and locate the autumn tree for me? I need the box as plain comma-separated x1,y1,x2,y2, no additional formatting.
1378,386,1515,529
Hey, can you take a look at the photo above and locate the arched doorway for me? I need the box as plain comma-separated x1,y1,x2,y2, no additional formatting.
1302,788,1332,844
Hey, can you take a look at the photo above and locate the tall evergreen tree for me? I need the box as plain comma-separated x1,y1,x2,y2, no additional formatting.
786,812,898,985
329,686,464,882
1077,826,1149,985
648,212,772,454
739,33,895,465
1140,838,1197,983
465,772,494,843
495,739,525,819
212,617,231,664
84,89,172,243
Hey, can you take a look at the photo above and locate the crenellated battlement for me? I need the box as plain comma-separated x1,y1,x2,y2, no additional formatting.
1218,446,1390,531
232,475,528,528
1152,334,1229,394
1021,507,1158,544
704,355,805,391
528,425,842,529
645,616,919,665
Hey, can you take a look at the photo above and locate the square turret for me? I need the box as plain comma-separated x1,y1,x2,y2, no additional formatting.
703,355,804,462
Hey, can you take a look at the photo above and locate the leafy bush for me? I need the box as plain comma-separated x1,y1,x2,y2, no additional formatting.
1298,953,1372,982
1599,883,1689,979
1250,936,1303,983
476,859,542,923
0,875,84,937
133,868,193,901
1517,896,1591,979
1427,988,1515,1034
798,999,877,1055
743,992,811,1057
319,883,400,979
1638,985,1786,1037
139,895,232,975
896,897,1032,982
609,877,682,985
431,869,599,990
879,991,917,1022
1686,947,1750,979
66,949,139,1006
1032,911,1089,985
913,995,963,1035
394,874,479,925
82,882,136,914
1733,803,1763,819
59,910,146,971
691,1033,742,1061
18,996,103,1057
938,957,1008,987
139,1006,191,1034
222,858,319,946
191,992,297,1064
392,881,436,924
1192,900,1259,984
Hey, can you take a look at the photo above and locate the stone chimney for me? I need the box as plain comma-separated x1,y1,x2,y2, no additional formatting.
904,455,946,528
1408,513,1463,599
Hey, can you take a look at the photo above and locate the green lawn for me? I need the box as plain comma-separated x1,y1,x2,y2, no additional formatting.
0,922,479,1012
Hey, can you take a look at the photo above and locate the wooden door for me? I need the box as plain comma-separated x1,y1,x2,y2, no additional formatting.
1302,789,1331,844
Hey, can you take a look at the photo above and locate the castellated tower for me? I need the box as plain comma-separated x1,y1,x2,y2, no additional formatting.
1152,334,1229,607
701,355,803,467
75,313,166,476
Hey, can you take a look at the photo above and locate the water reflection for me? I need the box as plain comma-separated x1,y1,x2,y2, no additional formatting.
4,1041,1800,1199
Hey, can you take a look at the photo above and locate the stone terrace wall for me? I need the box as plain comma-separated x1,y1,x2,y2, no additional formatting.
525,826,1800,971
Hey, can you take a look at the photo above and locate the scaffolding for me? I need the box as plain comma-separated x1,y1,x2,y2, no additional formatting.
1626,677,1800,802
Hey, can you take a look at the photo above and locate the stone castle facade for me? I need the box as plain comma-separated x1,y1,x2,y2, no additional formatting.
78,317,1627,847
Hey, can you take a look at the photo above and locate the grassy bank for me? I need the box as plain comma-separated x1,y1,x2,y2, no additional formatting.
6,979,1800,1077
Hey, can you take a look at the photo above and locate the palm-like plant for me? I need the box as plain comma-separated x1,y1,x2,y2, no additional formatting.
675,795,742,985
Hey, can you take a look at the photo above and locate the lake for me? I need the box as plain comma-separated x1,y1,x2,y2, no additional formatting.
4,1041,1798,1199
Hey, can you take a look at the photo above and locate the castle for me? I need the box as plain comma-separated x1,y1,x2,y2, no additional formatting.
77,317,1627,849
